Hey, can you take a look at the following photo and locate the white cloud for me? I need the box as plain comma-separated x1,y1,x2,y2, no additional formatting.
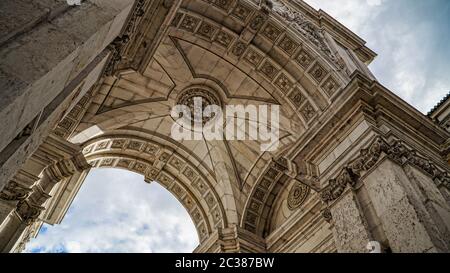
25,1,450,253
25,169,199,253
305,0,450,113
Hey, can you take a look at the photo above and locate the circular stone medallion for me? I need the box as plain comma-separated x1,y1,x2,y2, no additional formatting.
287,181,310,210
177,87,221,126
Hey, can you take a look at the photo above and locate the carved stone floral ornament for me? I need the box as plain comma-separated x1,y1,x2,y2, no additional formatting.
176,87,222,126
287,181,310,210
269,0,348,73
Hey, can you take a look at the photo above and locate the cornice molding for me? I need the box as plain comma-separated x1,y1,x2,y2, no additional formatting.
320,136,450,204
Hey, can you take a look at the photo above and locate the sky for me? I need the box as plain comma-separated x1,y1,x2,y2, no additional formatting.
25,0,450,253
25,169,198,253
305,0,450,113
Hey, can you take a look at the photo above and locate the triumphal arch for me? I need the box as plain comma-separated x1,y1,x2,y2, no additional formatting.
0,0,449,253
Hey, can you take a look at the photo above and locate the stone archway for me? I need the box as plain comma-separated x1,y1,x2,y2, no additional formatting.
43,0,380,252
2,0,449,253
81,133,228,243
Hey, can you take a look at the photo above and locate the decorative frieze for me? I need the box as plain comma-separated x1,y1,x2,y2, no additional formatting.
269,0,347,72
231,1,254,22
278,34,300,56
104,0,147,76
321,137,450,204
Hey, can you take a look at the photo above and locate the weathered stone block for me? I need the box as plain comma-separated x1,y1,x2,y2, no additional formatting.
331,192,372,253
364,160,445,252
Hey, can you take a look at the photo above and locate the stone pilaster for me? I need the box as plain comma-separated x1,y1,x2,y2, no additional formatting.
327,190,373,253
0,150,89,253
194,226,266,253
363,160,449,252
42,169,91,225
321,136,450,253
0,170,39,224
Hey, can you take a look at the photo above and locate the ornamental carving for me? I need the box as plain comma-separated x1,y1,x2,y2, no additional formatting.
321,137,450,203
104,0,146,76
13,221,41,253
177,87,222,126
287,181,310,210
322,207,332,223
16,200,43,224
0,182,31,202
269,0,347,73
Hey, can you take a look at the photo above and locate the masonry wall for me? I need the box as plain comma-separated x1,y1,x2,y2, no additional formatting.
0,0,135,188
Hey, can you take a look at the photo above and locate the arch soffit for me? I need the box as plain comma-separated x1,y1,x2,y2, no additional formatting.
83,0,350,132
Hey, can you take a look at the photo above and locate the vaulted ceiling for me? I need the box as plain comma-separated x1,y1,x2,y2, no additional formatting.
60,0,375,241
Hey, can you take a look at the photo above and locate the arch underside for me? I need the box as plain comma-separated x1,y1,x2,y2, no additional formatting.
67,0,352,244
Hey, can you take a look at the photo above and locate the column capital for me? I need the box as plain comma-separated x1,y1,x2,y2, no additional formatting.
15,200,44,224
45,152,90,182
320,136,450,206
0,182,32,202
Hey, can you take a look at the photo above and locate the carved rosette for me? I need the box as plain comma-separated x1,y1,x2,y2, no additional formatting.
287,181,310,210
12,221,41,253
177,87,222,126
321,207,332,223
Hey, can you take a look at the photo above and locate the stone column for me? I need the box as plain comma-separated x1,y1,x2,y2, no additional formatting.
326,189,373,253
363,159,448,253
321,137,450,253
0,153,89,253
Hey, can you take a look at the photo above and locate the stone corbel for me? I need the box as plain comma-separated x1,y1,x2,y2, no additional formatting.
277,156,320,191
15,200,44,225
0,182,32,202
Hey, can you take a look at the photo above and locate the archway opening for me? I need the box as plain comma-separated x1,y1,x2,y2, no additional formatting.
24,168,199,253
